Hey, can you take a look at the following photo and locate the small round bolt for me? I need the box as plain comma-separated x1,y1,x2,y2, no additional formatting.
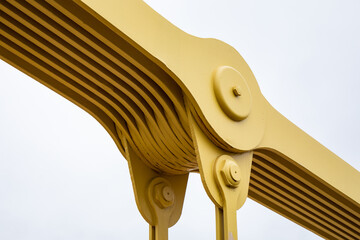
232,86,242,97
154,183,175,208
220,158,241,188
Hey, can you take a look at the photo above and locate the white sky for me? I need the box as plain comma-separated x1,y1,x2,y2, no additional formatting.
0,0,359,239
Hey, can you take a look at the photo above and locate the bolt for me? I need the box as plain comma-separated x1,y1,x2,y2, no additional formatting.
220,158,241,188
232,86,242,97
230,164,241,183
154,183,175,208
213,66,252,121
162,186,175,202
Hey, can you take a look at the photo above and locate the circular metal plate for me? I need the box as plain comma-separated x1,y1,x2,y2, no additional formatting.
213,66,252,121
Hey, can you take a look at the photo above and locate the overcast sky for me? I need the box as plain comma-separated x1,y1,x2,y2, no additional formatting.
0,0,359,239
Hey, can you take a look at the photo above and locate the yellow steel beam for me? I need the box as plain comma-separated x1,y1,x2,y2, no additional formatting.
0,0,359,239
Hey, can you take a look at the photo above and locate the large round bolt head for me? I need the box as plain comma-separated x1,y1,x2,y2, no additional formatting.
213,66,252,121
162,186,175,203
230,164,241,183
220,158,241,188
154,183,175,208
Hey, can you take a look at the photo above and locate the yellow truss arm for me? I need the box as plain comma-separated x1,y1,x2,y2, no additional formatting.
0,0,359,239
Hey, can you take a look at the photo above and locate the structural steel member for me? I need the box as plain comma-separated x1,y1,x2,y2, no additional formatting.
0,0,359,239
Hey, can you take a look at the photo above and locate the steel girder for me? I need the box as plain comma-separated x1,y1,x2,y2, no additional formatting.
0,1,359,239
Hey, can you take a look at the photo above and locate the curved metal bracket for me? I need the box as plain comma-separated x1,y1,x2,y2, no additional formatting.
188,105,253,240
120,131,188,240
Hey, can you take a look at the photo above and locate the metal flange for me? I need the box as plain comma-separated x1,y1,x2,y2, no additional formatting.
214,66,252,122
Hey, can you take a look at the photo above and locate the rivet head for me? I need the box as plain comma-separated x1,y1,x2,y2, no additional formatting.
220,157,241,188
232,86,242,97
162,186,175,202
214,66,252,121
154,183,175,208
230,164,241,183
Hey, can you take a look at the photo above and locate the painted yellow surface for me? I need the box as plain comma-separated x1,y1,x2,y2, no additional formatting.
0,0,359,239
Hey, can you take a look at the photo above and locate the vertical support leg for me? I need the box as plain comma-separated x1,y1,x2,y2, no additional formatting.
149,224,168,240
147,177,175,240
187,111,253,240
215,206,224,240
216,203,238,240
117,130,188,240
213,153,252,240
